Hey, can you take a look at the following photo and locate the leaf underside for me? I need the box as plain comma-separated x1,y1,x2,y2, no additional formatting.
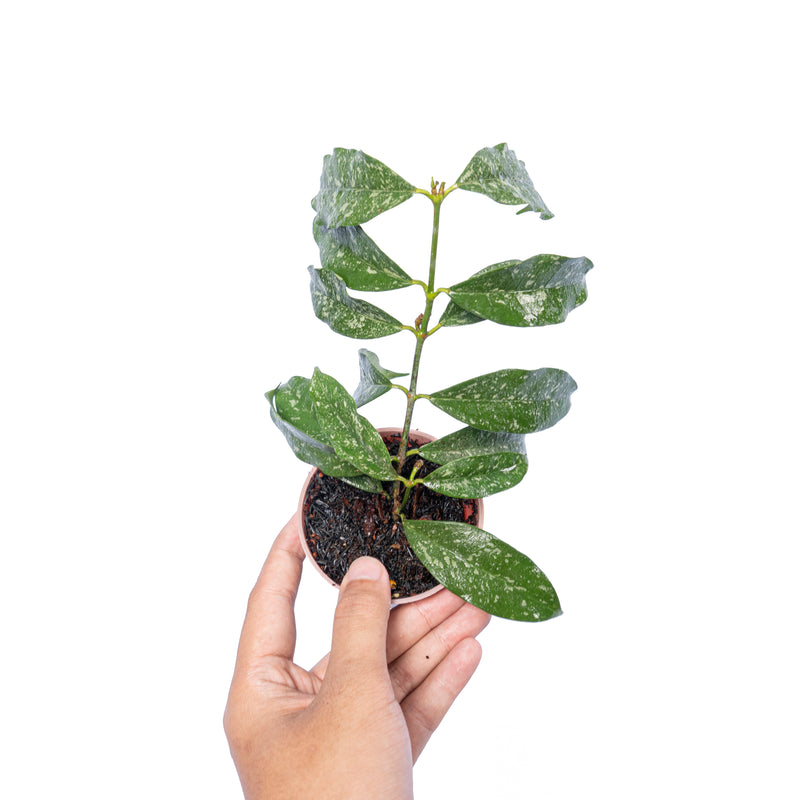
353,348,408,408
402,519,561,621
313,216,413,292
309,267,404,339
438,300,486,328
339,474,384,493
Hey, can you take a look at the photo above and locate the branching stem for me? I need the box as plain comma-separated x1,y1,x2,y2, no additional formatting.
392,192,445,515
397,459,424,516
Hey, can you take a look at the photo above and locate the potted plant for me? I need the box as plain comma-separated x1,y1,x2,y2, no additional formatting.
266,143,593,621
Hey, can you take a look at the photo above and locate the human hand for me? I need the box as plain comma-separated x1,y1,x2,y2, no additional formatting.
224,512,490,800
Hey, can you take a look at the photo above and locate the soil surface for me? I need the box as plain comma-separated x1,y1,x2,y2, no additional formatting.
302,432,479,599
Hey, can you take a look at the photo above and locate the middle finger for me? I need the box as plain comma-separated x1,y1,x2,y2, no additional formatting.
386,589,469,662
388,601,490,702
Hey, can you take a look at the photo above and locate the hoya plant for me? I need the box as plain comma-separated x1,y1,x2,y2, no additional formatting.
267,143,592,621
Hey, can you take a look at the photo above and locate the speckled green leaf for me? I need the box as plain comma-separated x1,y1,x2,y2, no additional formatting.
438,299,485,327
429,368,577,433
311,148,415,227
456,143,553,219
340,474,383,494
448,255,593,327
420,427,527,463
418,427,527,498
403,519,561,621
353,348,408,408
422,453,527,498
309,267,404,339
309,368,398,481
266,378,363,477
313,217,413,292
438,260,521,328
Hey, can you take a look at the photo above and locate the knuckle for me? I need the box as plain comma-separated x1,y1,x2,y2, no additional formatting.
404,701,437,738
389,659,417,698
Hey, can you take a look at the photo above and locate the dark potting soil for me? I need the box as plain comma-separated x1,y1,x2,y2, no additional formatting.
303,432,479,599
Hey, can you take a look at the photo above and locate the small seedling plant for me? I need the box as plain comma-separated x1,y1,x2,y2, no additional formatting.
267,144,592,621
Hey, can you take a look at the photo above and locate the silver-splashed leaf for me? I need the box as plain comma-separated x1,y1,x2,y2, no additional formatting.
438,300,486,328
420,426,527,463
422,453,527,498
311,148,415,227
353,348,408,408
429,368,577,433
419,428,527,498
438,260,521,328
456,143,553,219
309,368,398,481
313,217,413,292
266,378,363,477
403,519,561,622
309,267,404,340
448,255,593,327
339,474,384,494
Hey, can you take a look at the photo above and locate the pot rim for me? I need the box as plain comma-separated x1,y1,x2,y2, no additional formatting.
297,427,484,605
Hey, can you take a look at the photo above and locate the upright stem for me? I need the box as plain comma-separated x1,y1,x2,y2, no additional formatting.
393,195,443,514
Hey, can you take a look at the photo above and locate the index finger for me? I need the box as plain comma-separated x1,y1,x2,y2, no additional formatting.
235,513,305,669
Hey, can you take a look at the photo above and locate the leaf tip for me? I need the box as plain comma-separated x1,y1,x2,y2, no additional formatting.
516,204,554,220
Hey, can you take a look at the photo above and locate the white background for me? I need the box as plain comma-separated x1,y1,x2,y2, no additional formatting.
2,1,798,798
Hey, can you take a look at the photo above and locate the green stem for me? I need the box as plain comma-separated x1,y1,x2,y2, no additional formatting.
392,194,444,515
397,459,424,516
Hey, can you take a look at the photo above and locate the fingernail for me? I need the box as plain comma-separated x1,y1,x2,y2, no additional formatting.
346,557,384,582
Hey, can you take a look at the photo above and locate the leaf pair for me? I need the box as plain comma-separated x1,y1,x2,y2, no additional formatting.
352,351,577,494
419,426,528,499
312,142,551,230
311,250,594,338
310,152,415,338
352,352,532,499
310,147,591,336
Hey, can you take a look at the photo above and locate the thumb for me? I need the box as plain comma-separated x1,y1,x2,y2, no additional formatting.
324,557,392,690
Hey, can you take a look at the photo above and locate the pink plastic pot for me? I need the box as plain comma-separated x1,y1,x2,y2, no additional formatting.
297,428,484,605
